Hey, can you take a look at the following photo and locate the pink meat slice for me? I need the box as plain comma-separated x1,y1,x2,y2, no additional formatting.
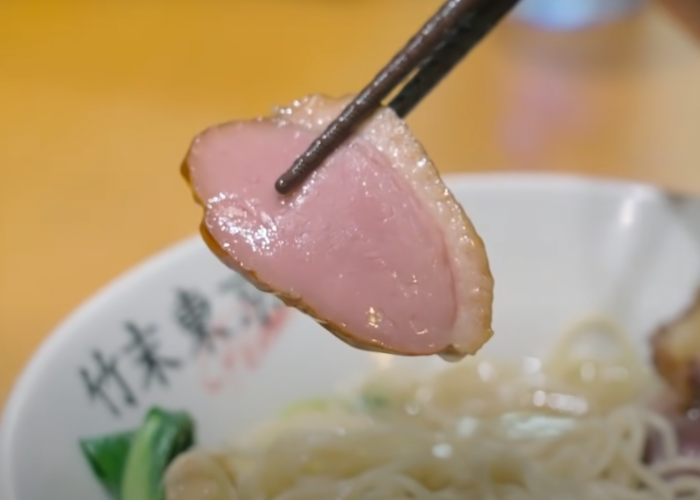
183,94,494,358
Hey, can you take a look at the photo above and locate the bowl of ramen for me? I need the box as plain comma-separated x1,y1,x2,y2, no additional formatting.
3,173,700,500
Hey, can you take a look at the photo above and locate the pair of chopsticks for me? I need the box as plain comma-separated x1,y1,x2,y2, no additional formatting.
275,0,521,194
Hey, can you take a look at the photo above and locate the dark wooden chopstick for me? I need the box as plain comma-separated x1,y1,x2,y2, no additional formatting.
388,0,520,118
274,0,521,195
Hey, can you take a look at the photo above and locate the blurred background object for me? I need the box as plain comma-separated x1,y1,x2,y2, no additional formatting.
657,0,700,40
512,0,645,30
1,0,699,411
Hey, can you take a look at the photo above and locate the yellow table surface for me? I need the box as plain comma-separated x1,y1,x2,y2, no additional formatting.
1,1,699,410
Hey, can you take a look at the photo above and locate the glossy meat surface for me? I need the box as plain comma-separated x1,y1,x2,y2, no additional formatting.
183,95,493,357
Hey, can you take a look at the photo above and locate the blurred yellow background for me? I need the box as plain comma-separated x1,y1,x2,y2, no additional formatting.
1,1,699,410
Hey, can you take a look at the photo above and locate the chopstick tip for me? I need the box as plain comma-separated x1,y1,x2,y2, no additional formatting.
274,176,292,194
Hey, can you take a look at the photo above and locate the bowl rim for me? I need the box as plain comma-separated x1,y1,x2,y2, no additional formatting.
0,171,672,497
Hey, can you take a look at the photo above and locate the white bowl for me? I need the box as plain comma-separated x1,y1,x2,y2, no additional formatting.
3,173,700,500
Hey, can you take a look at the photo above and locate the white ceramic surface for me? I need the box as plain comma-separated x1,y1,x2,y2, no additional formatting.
3,173,700,500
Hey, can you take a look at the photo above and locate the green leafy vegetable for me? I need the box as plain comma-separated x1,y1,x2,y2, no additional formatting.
79,407,195,500
80,431,134,499
122,407,194,500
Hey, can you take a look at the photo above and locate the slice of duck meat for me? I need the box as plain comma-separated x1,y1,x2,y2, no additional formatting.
182,94,494,358
651,288,700,411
